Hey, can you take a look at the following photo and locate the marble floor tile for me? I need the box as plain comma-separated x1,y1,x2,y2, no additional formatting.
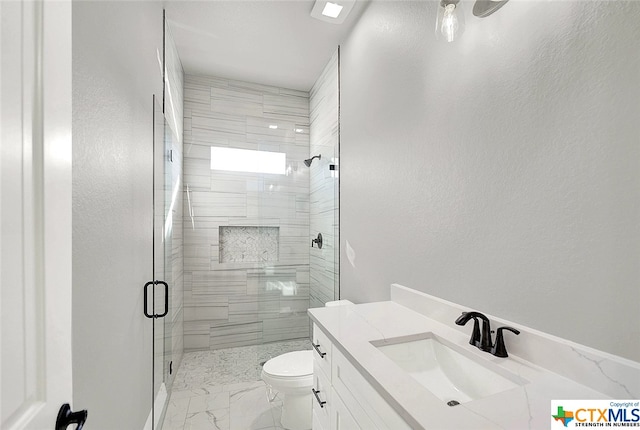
184,408,230,430
188,391,229,414
170,385,224,400
229,384,275,430
223,379,266,393
164,339,311,430
163,397,190,430
269,396,284,428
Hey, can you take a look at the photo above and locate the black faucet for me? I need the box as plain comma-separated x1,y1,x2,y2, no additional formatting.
455,311,493,352
491,326,520,357
457,313,481,348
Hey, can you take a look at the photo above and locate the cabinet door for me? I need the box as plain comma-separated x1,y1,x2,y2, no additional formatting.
332,348,411,430
312,360,331,430
331,388,361,430
313,408,328,430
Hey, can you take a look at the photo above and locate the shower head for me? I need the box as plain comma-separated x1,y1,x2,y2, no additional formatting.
304,154,321,167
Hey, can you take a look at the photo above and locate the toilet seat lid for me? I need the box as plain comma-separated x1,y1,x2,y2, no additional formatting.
263,350,313,377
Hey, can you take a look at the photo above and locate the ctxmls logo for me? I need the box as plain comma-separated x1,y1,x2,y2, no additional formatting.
551,400,640,428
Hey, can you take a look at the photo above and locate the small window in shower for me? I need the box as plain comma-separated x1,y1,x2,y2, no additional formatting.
219,226,279,263
210,146,286,175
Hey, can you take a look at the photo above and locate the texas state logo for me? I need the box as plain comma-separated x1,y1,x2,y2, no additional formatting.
551,400,640,428
553,405,575,427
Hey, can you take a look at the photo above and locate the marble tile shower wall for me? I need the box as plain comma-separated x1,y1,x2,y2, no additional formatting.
183,74,311,351
309,49,339,308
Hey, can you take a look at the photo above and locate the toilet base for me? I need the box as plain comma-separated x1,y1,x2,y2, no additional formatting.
279,390,312,430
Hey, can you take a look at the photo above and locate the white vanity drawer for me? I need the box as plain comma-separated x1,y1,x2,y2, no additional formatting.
312,359,332,430
312,323,333,378
332,348,411,430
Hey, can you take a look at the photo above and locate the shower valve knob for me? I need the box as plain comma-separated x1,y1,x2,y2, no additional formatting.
311,233,323,249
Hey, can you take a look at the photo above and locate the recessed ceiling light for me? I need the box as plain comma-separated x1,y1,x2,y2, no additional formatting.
295,128,304,133
310,0,355,25
322,2,343,18
269,125,278,129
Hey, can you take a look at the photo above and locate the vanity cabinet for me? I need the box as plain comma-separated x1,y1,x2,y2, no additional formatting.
311,324,411,430
311,323,337,430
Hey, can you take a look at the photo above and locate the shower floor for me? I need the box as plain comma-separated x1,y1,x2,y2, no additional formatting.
163,338,312,430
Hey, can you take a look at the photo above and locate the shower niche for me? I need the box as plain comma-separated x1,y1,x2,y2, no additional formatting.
219,226,280,263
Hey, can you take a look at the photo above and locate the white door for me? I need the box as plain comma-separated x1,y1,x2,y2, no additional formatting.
1,0,75,428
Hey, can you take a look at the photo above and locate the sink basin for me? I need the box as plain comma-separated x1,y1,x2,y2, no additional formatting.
371,333,525,404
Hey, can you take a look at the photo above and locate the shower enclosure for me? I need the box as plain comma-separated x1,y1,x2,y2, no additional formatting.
148,16,186,429
179,50,340,356
152,27,340,426
181,67,340,352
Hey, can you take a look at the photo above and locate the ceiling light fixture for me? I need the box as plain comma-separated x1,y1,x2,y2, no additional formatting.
322,2,343,18
435,0,510,43
310,0,355,25
435,0,465,43
473,0,510,18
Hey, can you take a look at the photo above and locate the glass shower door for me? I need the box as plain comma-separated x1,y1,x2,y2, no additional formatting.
162,119,180,397
309,47,340,308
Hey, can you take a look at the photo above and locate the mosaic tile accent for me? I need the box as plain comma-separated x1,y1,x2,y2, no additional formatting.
163,339,311,430
219,226,279,263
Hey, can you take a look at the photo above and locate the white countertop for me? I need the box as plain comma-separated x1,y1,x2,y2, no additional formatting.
308,292,636,430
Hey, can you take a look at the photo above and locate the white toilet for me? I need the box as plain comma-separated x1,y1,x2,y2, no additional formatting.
262,350,314,430
261,300,354,430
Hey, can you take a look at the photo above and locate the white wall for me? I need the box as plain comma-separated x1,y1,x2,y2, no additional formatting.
340,1,640,361
72,2,164,427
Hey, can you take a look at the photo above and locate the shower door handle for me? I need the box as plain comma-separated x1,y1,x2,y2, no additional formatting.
156,281,169,317
143,280,169,318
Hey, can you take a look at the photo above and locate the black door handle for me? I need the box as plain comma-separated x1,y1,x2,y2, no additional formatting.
144,280,169,319
312,343,326,358
156,280,169,318
311,388,326,408
143,281,154,318
56,403,87,430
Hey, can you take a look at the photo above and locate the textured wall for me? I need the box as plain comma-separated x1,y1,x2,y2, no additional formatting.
309,49,340,308
340,1,640,360
72,2,163,427
182,74,311,351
